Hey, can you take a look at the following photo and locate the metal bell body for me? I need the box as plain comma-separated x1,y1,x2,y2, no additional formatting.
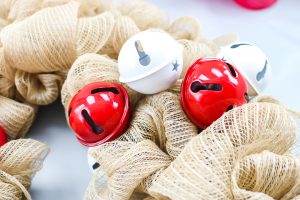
218,42,271,96
118,29,183,94
68,82,131,147
181,58,248,129
0,126,7,147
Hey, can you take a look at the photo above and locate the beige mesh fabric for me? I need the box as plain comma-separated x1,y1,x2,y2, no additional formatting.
251,95,300,156
179,39,218,75
118,0,169,31
0,1,81,105
14,70,63,105
76,0,111,17
0,0,42,23
2,44,65,105
111,15,140,54
6,0,42,22
85,101,300,200
0,1,79,73
98,13,141,59
213,32,240,47
0,0,120,106
231,151,300,200
0,48,16,99
0,96,36,139
290,113,300,156
0,139,49,200
148,102,298,200
76,11,115,56
167,16,201,41
0,0,111,26
116,92,198,158
88,140,172,200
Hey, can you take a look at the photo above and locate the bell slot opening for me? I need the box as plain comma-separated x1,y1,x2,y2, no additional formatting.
226,105,233,112
68,108,72,117
91,87,119,94
81,109,104,134
190,81,222,93
92,162,100,170
225,62,237,77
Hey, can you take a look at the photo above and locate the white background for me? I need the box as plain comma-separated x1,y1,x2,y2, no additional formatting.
28,0,300,199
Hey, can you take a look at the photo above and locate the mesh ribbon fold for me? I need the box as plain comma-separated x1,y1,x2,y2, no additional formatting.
86,101,300,200
0,95,36,139
0,1,117,105
0,139,49,200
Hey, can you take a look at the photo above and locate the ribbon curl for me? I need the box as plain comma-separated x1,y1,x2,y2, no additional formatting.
0,139,49,200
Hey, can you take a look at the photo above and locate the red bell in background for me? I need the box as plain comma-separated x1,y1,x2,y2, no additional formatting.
181,58,248,129
0,126,7,147
68,82,131,147
235,0,277,10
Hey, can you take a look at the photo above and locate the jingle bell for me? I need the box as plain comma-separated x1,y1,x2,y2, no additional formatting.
235,0,277,10
68,82,131,146
181,58,248,129
87,151,100,173
217,42,271,96
118,29,183,94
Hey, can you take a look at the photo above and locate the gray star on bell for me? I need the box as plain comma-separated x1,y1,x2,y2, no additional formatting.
172,60,179,71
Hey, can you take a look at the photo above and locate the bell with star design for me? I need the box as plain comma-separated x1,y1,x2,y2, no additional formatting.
118,29,183,94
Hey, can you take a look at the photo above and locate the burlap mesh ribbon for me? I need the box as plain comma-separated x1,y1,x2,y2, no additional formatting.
0,96,36,139
147,102,299,200
84,101,300,200
0,139,49,200
0,1,117,105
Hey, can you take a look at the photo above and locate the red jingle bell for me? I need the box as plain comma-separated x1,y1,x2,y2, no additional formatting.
0,126,7,147
235,0,277,10
180,58,248,129
68,82,131,146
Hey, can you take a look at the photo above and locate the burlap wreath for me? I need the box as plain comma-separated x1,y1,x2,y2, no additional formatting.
0,0,299,199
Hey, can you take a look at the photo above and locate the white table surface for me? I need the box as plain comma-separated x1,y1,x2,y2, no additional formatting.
28,0,300,199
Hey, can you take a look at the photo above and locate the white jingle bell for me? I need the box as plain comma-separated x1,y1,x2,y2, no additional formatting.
217,42,271,96
87,152,100,173
118,29,183,94
87,152,107,184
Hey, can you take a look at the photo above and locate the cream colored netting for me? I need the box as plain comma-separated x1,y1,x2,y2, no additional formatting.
0,139,49,200
85,101,299,200
0,95,36,139
0,1,117,105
